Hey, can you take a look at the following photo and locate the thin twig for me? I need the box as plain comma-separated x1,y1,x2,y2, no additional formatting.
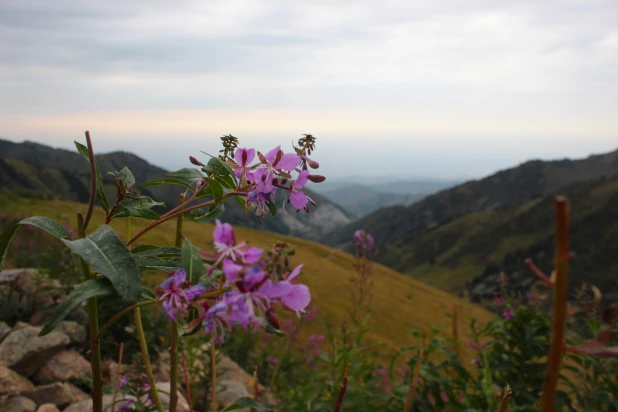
95,299,158,343
170,193,185,412
111,343,124,412
135,307,166,412
82,131,97,236
404,346,425,412
497,384,512,412
210,340,217,412
540,197,570,412
333,364,351,412
181,352,194,412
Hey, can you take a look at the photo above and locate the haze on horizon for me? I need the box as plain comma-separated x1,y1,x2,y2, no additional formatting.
0,0,616,181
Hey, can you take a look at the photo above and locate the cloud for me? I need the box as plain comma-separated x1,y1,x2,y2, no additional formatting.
0,0,616,178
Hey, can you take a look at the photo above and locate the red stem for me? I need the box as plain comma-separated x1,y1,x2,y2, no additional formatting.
181,352,194,412
334,364,351,412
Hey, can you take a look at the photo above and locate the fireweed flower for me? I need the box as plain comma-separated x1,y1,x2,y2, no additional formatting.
230,148,255,181
117,373,129,388
287,170,311,211
258,145,301,175
354,230,376,257
503,307,514,321
116,399,134,412
156,269,206,321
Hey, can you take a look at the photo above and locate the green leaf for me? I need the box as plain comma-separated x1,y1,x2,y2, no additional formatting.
232,196,246,209
130,244,158,254
132,246,181,259
0,217,71,270
39,278,115,336
192,204,225,224
142,178,194,192
117,167,135,187
75,141,109,213
62,225,141,303
220,398,273,412
111,197,165,220
202,156,234,177
182,238,204,284
204,178,224,202
168,168,204,180
133,255,183,272
141,287,156,300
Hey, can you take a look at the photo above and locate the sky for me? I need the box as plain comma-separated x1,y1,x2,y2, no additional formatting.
0,0,617,180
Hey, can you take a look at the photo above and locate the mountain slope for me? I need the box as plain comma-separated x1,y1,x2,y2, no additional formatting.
0,197,493,355
320,184,426,217
324,149,618,301
0,138,352,240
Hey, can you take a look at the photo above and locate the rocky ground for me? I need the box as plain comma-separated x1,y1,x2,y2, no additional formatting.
0,269,270,412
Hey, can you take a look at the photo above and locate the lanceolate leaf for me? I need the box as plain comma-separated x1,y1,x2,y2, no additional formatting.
75,141,110,213
0,217,71,270
142,178,194,192
204,178,223,202
168,168,205,180
193,204,225,224
182,238,204,284
133,255,183,272
62,225,141,303
111,197,165,220
131,246,181,259
39,278,115,336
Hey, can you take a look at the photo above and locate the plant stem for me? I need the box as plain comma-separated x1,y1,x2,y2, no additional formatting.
170,193,185,412
81,131,97,236
210,340,217,412
497,385,512,412
333,364,351,412
95,299,158,343
404,346,425,412
540,197,570,412
181,352,194,412
111,342,124,412
78,212,103,412
126,198,215,246
135,307,165,412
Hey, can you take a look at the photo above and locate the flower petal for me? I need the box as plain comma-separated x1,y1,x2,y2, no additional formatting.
264,146,281,164
172,269,187,286
293,170,309,188
222,259,243,283
282,284,311,312
243,247,263,264
290,191,308,210
259,280,293,298
277,153,301,170
185,284,207,301
244,265,266,290
162,300,177,322
288,264,304,281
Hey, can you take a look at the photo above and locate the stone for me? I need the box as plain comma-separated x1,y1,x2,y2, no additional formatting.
21,383,88,409
0,322,11,343
36,404,60,412
144,382,190,412
63,394,136,412
0,366,35,394
101,359,120,385
33,350,91,383
55,322,86,345
216,380,250,411
0,324,70,377
0,395,37,412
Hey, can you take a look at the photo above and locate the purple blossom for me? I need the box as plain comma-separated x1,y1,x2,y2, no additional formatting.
261,146,301,173
266,355,280,367
494,294,505,306
230,148,255,181
117,373,129,388
156,269,206,321
247,189,275,217
353,230,376,257
503,307,514,321
116,399,134,412
289,170,309,210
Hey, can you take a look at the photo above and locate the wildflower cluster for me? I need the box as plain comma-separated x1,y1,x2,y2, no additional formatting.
156,220,311,342
353,229,375,258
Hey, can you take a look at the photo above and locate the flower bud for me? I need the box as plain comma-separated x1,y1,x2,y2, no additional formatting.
266,308,281,330
302,155,319,169
307,174,326,183
189,156,204,166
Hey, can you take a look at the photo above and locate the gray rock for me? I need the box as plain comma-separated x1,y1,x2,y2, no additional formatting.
0,325,70,377
0,395,37,412
0,322,11,343
0,366,35,394
21,383,88,409
54,322,86,345
217,380,250,411
145,382,189,412
36,404,60,412
33,350,91,383
63,394,136,412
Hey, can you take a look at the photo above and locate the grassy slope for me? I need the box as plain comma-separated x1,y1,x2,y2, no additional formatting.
2,197,493,358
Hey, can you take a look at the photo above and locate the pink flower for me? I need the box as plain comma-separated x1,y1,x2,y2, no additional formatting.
156,269,206,321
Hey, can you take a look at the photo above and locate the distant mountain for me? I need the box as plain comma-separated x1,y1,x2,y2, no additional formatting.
0,138,352,240
310,177,459,195
319,184,425,217
323,148,618,303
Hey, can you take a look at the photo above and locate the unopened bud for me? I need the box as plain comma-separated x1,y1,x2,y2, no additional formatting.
189,156,204,166
308,174,326,183
302,155,319,169
266,308,281,330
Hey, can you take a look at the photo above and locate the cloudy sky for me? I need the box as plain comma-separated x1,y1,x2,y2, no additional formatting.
1,0,616,180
